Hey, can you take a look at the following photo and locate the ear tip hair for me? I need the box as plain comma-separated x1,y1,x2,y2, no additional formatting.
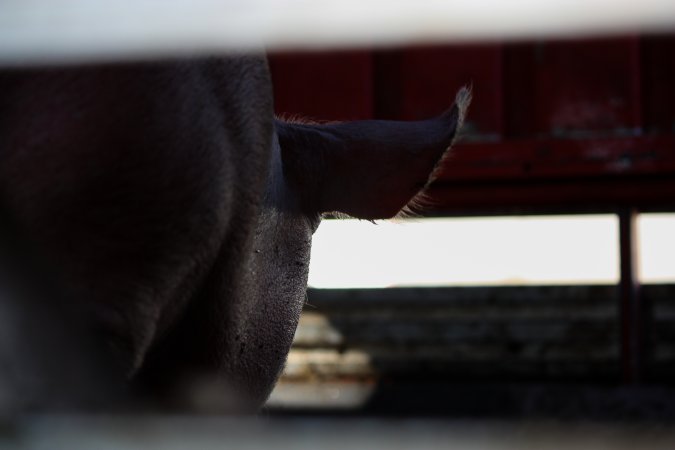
449,85,472,131
455,86,473,117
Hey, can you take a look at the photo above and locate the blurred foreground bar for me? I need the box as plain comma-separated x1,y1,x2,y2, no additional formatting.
1,0,675,65
5,417,675,450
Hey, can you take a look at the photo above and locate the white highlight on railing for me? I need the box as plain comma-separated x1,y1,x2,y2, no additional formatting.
308,215,621,288
1,0,675,65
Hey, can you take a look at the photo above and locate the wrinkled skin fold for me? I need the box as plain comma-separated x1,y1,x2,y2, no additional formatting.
0,56,469,412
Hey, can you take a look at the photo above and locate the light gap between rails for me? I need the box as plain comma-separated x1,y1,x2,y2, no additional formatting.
307,214,675,289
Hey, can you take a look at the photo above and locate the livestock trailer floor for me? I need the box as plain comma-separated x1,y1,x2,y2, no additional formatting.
267,381,675,421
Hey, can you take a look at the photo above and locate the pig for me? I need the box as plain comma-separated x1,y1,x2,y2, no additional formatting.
0,55,469,412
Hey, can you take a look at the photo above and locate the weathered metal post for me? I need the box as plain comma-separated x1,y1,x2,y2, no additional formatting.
619,208,644,383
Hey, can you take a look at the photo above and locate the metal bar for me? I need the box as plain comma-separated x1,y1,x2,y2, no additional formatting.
435,137,675,183
619,208,643,383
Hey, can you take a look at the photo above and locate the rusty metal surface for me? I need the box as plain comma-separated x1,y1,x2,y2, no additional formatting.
424,136,675,213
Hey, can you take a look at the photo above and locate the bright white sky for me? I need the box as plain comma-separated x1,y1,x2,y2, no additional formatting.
308,214,675,288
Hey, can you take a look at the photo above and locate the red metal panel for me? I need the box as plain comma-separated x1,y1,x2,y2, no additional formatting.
422,136,675,213
503,37,642,137
641,35,675,133
373,44,503,139
424,177,675,214
268,50,373,121
436,136,675,182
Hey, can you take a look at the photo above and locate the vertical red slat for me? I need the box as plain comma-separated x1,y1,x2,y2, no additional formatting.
641,35,675,133
372,49,404,120
502,42,536,139
268,50,373,121
627,36,643,131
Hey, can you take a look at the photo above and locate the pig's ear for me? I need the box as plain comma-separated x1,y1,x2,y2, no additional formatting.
277,87,471,220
